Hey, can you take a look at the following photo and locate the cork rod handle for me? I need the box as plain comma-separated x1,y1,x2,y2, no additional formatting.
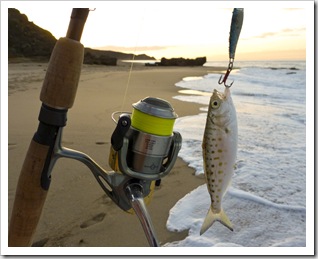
40,8,89,108
40,37,84,108
8,141,50,246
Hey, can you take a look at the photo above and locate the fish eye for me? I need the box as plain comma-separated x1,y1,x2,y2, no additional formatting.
211,99,220,109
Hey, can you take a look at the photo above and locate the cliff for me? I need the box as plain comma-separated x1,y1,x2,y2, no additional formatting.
8,8,56,58
8,8,155,65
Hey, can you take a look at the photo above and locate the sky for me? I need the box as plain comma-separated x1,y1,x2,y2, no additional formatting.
2,1,312,61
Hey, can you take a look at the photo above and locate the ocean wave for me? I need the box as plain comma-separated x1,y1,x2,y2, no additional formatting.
165,184,306,247
228,187,306,212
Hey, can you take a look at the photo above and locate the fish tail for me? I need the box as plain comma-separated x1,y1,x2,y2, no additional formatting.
200,207,233,235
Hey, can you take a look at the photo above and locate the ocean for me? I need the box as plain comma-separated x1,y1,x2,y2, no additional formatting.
164,60,309,251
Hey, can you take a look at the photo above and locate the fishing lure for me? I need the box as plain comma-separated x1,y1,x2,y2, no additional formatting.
219,8,244,88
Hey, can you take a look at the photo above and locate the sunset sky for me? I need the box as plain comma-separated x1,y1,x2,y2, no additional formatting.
2,1,312,61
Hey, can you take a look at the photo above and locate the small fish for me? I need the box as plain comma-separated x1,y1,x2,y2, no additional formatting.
200,87,238,235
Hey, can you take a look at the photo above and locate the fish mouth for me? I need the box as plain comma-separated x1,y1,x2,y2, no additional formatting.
212,89,226,100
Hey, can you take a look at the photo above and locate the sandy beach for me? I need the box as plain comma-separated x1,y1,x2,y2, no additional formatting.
8,61,224,247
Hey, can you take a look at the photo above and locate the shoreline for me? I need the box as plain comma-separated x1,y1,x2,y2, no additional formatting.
8,62,219,247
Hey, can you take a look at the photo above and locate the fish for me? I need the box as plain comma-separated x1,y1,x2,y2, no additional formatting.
200,87,238,235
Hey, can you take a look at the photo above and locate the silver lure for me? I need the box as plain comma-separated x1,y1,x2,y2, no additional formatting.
229,8,244,60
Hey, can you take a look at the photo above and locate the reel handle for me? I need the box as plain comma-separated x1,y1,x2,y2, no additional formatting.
126,184,159,247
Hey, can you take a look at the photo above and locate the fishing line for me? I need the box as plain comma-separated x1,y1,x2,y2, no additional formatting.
120,52,136,110
120,10,146,110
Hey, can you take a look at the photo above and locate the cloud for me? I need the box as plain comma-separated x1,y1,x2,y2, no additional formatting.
241,48,306,60
282,8,304,11
243,27,306,40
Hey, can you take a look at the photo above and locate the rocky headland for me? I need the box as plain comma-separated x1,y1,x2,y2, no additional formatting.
8,8,155,65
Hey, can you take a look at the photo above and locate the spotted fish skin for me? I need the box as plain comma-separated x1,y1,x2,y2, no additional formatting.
200,87,238,235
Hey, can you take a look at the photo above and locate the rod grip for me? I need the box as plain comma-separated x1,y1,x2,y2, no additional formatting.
40,37,84,109
8,140,50,247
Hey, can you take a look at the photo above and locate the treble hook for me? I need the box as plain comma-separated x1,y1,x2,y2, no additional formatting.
218,59,234,88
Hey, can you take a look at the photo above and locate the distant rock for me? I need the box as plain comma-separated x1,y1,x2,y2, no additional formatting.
134,54,156,60
83,48,155,65
84,49,117,65
158,57,206,66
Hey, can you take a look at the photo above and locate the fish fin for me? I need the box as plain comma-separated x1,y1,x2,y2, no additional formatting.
200,208,233,235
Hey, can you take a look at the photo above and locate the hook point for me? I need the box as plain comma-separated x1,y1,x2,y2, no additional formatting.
225,81,234,88
218,75,224,85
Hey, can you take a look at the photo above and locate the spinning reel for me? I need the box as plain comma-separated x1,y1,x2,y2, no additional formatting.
51,97,182,246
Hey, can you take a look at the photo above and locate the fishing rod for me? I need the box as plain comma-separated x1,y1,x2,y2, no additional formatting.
8,8,90,247
8,8,182,248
